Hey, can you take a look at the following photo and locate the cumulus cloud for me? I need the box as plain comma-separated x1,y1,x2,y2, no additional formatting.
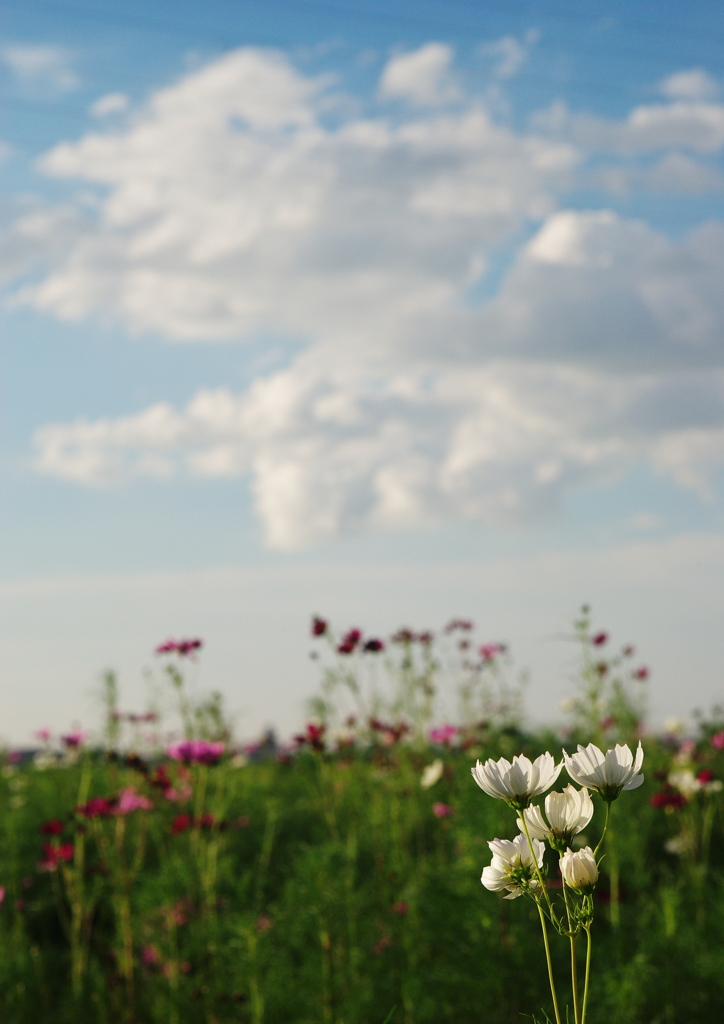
3,45,724,546
660,68,719,101
378,43,461,105
0,43,78,92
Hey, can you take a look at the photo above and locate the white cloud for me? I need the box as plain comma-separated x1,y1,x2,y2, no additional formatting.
534,97,724,153
660,68,719,101
478,30,539,80
0,44,78,91
2,45,724,546
378,43,461,105
90,92,129,117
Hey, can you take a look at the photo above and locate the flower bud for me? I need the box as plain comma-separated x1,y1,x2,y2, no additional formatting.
560,846,598,892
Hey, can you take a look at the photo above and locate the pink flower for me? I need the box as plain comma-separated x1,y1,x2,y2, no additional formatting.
479,642,506,661
711,730,724,750
115,788,153,815
166,740,225,766
445,619,473,632
432,802,454,818
0,886,5,906
35,728,52,743
429,724,457,745
633,666,650,680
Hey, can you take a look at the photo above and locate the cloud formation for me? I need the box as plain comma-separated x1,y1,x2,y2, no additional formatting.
2,44,724,546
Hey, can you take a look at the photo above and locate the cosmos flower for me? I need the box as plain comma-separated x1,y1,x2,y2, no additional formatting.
563,742,644,801
420,759,444,789
560,847,599,892
471,752,563,809
517,785,594,848
166,740,225,766
481,834,545,900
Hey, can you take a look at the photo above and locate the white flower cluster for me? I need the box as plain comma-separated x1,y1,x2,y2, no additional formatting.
472,742,644,899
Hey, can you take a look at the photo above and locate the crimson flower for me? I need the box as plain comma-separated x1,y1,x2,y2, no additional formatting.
337,628,362,654
650,789,687,811
633,666,650,680
77,797,114,819
61,731,87,748
363,638,385,653
391,901,408,916
592,632,609,646
311,616,328,637
39,819,65,836
39,842,74,871
171,814,192,835
444,619,473,632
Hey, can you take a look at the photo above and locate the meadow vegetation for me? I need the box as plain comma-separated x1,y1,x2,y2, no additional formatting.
0,610,722,1023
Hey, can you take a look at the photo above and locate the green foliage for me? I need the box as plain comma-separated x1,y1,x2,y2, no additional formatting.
0,732,722,1024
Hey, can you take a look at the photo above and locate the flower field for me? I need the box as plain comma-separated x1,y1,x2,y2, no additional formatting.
1,613,723,1023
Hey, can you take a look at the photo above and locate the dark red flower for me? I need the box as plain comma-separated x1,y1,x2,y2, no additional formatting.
77,797,115,819
392,628,415,644
592,632,608,646
633,666,650,680
198,813,215,829
39,819,65,836
417,631,433,646
444,619,473,632
171,814,192,835
391,901,408,916
337,628,362,655
155,638,203,657
622,644,635,657
311,616,328,637
363,638,385,653
697,769,714,783
650,789,687,811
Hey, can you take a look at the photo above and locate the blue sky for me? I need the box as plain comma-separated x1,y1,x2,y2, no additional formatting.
2,0,724,743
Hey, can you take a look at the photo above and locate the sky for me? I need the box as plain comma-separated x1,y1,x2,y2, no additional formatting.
2,0,724,745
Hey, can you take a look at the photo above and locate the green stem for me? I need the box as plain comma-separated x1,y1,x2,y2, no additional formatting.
594,801,611,858
520,814,559,928
569,933,581,1024
581,926,593,1024
537,903,563,1024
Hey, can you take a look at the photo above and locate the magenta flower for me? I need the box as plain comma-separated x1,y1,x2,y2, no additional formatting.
363,638,385,653
39,819,65,836
311,616,328,637
61,731,87,749
633,666,650,680
35,728,52,744
592,632,609,646
479,642,507,661
711,730,724,750
155,638,203,657
429,724,457,745
432,802,454,818
166,740,225,766
115,788,154,815
445,619,473,632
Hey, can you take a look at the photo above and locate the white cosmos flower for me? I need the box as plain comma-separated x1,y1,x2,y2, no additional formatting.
517,785,594,848
560,846,599,892
471,752,563,809
481,834,546,900
420,758,444,790
563,742,644,801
